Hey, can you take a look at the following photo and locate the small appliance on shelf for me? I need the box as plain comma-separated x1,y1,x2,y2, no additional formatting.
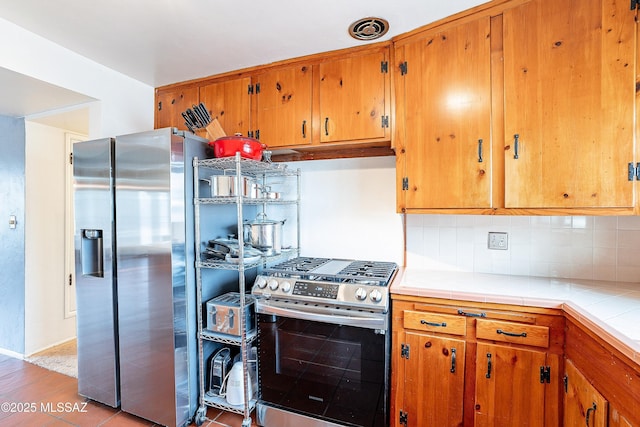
207,347,232,397
205,292,256,337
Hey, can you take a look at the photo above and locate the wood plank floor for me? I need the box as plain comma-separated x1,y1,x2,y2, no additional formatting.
0,354,256,427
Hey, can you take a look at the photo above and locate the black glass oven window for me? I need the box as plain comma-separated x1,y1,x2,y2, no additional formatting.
257,314,388,427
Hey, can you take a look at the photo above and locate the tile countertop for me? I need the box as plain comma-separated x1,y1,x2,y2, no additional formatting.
391,268,640,365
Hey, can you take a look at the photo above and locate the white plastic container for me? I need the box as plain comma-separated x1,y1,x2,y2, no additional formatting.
226,361,251,406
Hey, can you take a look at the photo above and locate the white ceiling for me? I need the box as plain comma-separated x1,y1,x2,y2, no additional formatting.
0,67,94,133
0,0,487,132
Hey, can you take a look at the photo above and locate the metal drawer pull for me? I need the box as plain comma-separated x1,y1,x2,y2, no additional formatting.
421,320,446,327
496,329,527,338
450,348,457,373
485,353,492,378
458,309,486,318
324,117,329,136
585,403,597,426
513,134,520,159
478,139,483,163
302,120,307,138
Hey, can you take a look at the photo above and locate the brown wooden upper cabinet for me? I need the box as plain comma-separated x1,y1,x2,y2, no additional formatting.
318,48,391,144
253,65,313,148
155,86,199,131
259,46,391,150
154,44,391,154
502,0,636,209
395,0,638,213
199,77,251,137
394,15,493,209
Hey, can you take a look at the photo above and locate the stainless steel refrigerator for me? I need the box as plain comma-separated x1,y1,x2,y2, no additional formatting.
73,128,207,427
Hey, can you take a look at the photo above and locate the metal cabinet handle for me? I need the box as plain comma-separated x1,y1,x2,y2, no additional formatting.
421,319,447,328
585,403,597,426
302,120,307,138
478,139,483,163
513,134,520,159
450,348,457,373
485,353,492,378
458,309,486,318
497,329,527,338
324,117,329,136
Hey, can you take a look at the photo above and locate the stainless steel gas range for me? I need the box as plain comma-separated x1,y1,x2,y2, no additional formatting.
251,257,398,427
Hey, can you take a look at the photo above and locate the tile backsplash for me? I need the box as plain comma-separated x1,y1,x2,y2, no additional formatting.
406,215,640,283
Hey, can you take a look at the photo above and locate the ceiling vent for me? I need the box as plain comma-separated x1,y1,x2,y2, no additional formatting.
348,17,389,41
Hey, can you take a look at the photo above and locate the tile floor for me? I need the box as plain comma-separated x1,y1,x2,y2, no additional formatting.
0,354,256,427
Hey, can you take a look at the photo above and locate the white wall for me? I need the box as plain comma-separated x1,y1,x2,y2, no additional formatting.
0,17,154,137
0,18,154,355
407,214,640,283
24,122,78,354
293,156,404,265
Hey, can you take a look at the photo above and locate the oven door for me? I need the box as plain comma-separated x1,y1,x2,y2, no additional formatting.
256,300,389,427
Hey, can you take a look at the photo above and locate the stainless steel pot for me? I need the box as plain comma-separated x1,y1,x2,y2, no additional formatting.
201,175,254,198
243,213,285,256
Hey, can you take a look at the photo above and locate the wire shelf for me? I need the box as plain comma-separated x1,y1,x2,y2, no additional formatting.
197,248,300,270
195,157,299,177
200,329,257,345
196,196,298,206
202,394,257,415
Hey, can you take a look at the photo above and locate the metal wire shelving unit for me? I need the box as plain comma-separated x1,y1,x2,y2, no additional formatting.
192,153,300,426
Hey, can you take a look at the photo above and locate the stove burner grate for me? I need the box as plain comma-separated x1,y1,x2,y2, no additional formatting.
265,257,398,286
338,260,398,281
269,257,330,272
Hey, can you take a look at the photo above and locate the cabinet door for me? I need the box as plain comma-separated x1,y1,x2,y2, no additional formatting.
503,0,636,208
155,87,199,131
254,65,312,148
318,48,389,143
402,332,465,427
474,343,546,427
564,359,608,427
199,77,251,137
397,16,492,208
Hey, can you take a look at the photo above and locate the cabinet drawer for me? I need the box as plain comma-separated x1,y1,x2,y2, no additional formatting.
403,310,466,336
476,319,549,348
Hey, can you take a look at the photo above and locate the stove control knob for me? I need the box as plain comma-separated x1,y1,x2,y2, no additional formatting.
268,279,279,291
355,287,367,301
255,276,267,289
370,289,383,303
280,281,292,293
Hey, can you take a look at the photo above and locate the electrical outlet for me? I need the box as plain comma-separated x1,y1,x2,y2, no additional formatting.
488,232,508,250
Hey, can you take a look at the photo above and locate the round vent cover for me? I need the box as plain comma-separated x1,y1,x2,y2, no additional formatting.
348,17,389,41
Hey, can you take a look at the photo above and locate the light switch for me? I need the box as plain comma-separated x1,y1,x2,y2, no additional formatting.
9,215,16,229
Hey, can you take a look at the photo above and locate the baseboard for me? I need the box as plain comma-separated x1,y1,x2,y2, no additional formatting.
0,347,25,359
25,337,76,358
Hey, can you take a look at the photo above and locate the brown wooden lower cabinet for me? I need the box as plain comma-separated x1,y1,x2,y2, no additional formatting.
564,315,640,427
391,297,564,427
401,332,465,426
474,343,551,427
564,358,608,427
392,295,640,427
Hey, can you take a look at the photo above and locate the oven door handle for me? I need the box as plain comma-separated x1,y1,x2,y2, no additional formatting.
256,301,387,331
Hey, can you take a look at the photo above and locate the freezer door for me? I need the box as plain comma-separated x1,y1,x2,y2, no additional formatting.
114,128,190,427
73,137,120,407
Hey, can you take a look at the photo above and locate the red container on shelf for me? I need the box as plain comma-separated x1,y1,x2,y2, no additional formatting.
209,136,264,161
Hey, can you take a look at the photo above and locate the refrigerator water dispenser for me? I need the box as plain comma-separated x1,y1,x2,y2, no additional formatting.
81,229,103,277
